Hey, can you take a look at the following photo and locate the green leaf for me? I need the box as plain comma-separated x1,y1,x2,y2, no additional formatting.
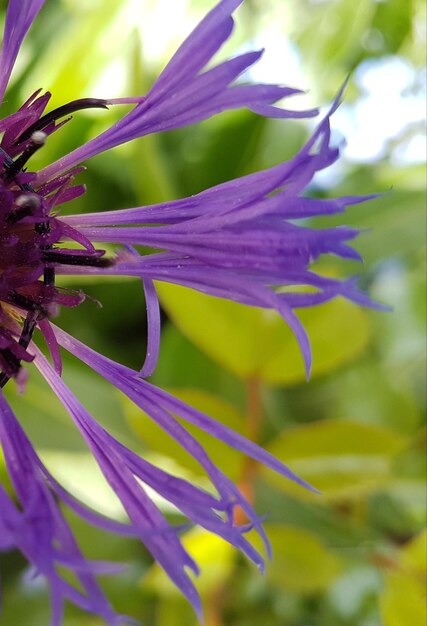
157,282,371,385
155,600,197,626
355,192,426,265
127,35,179,204
23,0,125,106
372,0,413,54
152,322,245,407
253,524,342,593
380,530,427,626
263,419,406,500
327,362,422,435
383,428,427,526
292,0,377,95
259,298,371,386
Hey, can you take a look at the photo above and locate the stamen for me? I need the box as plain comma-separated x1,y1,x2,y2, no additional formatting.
7,291,48,315
15,98,109,144
41,250,113,268
6,193,41,224
4,131,47,180
19,313,38,349
0,373,9,388
43,267,56,287
6,206,33,224
1,98,114,387
0,348,21,388
0,145,14,170
15,193,41,209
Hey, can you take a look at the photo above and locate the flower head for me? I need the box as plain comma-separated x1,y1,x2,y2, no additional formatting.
0,0,385,624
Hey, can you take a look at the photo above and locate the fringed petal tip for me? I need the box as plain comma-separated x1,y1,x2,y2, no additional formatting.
330,75,351,116
139,277,161,379
36,0,320,183
375,301,393,313
116,616,140,626
249,103,319,119
303,349,313,382
340,277,392,312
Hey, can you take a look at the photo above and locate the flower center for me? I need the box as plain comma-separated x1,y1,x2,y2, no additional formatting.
0,94,112,387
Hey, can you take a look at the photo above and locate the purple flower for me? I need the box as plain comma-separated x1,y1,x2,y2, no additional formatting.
0,0,385,624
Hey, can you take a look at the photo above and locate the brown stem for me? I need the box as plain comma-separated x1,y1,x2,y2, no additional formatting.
203,582,228,626
247,376,263,440
234,377,263,525
203,377,265,625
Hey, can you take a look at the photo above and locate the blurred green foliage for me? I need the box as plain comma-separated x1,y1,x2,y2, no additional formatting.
0,0,425,625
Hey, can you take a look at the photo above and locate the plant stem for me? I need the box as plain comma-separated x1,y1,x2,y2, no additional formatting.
235,376,263,524
202,377,264,625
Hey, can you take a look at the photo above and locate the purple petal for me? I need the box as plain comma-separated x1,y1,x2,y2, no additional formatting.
36,0,318,183
150,0,244,99
38,318,63,375
0,0,46,103
51,325,317,492
0,390,125,625
33,348,206,619
140,278,161,378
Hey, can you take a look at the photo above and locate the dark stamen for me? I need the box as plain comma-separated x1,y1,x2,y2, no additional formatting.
0,372,9,388
7,291,47,315
43,267,56,287
35,219,57,287
0,145,14,170
4,131,47,180
6,205,33,224
19,313,38,350
41,250,113,267
0,347,21,370
0,348,21,388
0,146,38,193
0,318,37,387
7,194,41,224
15,98,109,144
1,98,112,386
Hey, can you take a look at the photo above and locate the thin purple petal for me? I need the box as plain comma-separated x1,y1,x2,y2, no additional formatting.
0,0,46,103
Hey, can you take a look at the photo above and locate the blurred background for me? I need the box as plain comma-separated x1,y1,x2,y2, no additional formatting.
0,0,425,624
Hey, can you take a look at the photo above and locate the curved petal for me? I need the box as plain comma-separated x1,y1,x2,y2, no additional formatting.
37,0,317,183
140,278,161,378
0,0,46,103
0,390,124,626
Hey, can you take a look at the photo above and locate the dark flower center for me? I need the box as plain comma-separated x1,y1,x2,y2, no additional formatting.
0,95,112,387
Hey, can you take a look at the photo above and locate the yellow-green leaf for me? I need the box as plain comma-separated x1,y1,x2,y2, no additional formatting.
157,282,370,385
263,419,406,500
253,525,342,593
380,530,427,626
